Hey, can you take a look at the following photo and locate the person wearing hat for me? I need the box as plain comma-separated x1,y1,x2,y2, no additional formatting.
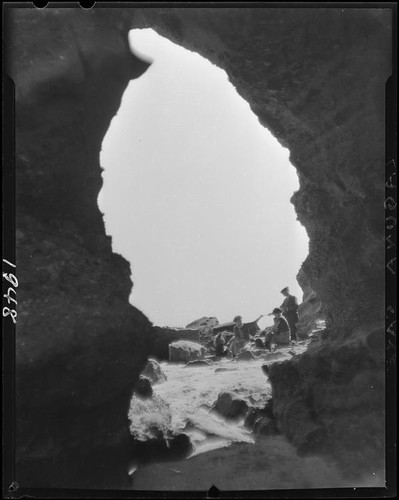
264,307,291,351
280,286,299,341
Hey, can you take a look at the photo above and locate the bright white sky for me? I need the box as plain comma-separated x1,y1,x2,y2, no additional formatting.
99,28,309,328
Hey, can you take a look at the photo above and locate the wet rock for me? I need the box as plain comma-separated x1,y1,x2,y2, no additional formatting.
140,359,167,384
212,392,249,420
236,350,256,361
169,340,206,363
134,376,153,399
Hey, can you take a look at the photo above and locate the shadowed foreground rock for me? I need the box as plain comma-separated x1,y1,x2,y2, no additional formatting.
8,7,154,489
212,391,249,421
7,6,391,489
268,327,385,477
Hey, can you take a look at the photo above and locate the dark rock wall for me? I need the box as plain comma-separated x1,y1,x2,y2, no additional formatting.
8,6,391,488
269,330,385,478
8,7,154,489
297,267,323,336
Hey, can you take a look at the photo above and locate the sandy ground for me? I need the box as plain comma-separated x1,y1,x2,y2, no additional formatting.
131,435,358,491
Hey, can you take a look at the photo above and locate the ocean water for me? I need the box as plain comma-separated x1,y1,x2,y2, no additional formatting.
129,349,297,456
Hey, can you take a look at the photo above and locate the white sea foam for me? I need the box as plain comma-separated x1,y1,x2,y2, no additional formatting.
128,347,299,453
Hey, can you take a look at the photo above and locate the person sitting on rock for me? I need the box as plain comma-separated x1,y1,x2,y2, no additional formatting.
280,286,299,341
264,308,291,351
229,315,246,359
214,331,227,357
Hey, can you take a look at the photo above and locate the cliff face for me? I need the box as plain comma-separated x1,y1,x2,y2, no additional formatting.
296,267,323,337
9,8,154,489
8,7,391,488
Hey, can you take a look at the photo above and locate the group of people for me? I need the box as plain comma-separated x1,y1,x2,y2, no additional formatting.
265,286,299,348
214,286,299,357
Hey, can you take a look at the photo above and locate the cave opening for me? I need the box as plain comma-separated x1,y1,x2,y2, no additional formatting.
98,28,309,330
11,8,391,491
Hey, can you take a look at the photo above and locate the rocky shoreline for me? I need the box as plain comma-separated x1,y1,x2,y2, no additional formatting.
128,327,385,489
127,338,312,472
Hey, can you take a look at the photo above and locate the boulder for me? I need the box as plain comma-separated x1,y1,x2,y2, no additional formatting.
169,340,206,363
151,327,201,360
186,317,219,347
140,359,167,384
186,317,219,330
212,392,249,420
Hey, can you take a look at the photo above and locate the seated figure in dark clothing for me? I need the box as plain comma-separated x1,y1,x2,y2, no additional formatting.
264,307,291,351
